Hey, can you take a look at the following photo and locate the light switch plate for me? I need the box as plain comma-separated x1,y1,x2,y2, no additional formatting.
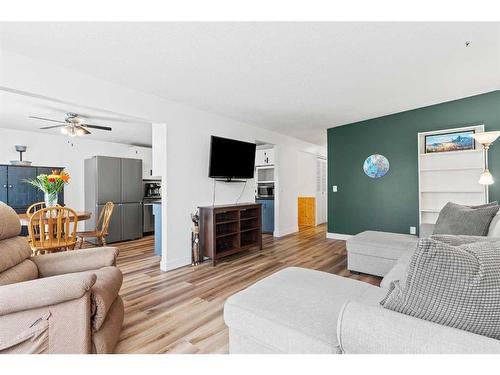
332,185,338,192
410,226,416,235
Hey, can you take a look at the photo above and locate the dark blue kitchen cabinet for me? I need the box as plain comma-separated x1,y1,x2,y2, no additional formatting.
256,198,274,234
0,166,7,204
0,165,65,213
7,166,38,210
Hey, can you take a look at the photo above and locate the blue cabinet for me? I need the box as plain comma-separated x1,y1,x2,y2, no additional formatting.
153,202,162,256
257,199,274,234
0,166,7,204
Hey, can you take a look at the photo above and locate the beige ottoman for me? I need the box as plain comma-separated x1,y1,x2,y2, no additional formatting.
346,231,418,277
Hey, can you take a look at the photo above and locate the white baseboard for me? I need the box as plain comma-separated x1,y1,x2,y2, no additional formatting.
160,256,192,272
327,232,352,240
274,226,298,237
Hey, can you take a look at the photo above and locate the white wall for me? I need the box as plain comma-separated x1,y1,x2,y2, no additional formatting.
0,50,326,272
297,151,317,197
0,127,152,220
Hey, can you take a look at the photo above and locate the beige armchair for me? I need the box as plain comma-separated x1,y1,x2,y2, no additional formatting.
0,202,124,354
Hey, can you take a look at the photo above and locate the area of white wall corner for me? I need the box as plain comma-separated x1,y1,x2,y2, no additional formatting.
0,50,326,272
0,127,152,229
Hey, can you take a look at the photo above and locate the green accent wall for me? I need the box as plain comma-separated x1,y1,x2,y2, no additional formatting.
327,90,500,235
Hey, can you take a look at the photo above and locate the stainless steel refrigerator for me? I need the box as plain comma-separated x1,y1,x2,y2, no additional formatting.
84,156,143,243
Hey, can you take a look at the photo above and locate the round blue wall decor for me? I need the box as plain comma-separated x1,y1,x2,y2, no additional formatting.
363,154,389,178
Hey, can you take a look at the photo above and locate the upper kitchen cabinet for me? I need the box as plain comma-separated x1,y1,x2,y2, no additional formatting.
121,158,143,202
255,148,275,166
128,145,157,179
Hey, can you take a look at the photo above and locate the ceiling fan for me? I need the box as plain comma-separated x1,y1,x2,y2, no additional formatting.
29,112,113,137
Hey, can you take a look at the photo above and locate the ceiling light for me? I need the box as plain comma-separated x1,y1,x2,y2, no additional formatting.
76,127,86,136
60,126,69,135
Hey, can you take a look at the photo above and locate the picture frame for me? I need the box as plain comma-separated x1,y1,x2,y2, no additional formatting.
424,129,475,154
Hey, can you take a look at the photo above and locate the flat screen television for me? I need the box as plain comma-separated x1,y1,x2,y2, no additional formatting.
208,136,256,180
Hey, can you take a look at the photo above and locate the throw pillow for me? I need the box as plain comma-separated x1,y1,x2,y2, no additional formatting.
433,202,499,236
381,238,500,340
430,234,500,246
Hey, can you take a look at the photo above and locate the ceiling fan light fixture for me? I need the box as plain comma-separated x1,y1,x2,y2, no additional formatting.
76,127,86,136
60,126,69,135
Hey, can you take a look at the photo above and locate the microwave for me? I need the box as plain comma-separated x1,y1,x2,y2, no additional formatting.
258,184,274,197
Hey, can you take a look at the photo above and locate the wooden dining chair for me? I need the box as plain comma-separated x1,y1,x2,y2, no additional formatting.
76,202,114,248
26,202,47,217
28,206,79,256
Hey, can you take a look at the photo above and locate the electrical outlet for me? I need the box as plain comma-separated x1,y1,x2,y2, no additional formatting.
410,226,416,235
332,185,338,192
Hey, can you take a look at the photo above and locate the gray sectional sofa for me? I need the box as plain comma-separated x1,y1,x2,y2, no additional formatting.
224,218,500,354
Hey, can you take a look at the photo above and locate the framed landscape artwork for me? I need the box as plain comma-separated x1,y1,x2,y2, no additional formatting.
425,130,475,154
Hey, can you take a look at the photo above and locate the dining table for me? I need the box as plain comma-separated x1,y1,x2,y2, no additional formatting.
18,211,92,226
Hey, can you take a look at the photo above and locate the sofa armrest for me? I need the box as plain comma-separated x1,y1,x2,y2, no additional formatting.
32,247,119,277
337,301,500,354
0,273,96,316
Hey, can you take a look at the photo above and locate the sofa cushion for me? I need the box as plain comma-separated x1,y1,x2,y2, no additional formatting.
381,238,500,340
88,266,123,332
224,267,386,353
0,259,38,286
0,203,21,241
0,237,32,273
380,262,408,289
347,231,418,260
433,202,499,236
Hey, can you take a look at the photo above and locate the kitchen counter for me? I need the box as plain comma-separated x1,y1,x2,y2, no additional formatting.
255,196,274,200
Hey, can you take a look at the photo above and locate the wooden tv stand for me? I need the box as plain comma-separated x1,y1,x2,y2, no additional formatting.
199,203,263,266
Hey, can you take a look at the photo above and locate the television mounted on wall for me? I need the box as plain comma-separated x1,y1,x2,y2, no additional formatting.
208,136,256,181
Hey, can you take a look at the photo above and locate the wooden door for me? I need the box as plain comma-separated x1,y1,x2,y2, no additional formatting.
298,197,316,227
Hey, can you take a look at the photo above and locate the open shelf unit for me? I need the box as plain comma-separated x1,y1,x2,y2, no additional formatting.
418,124,487,226
199,203,263,266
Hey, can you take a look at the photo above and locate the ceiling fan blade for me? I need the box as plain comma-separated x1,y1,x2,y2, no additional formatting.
79,126,91,135
40,125,66,130
29,116,66,124
84,124,113,131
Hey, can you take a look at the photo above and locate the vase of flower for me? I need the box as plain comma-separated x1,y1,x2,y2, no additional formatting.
24,169,70,208
44,191,59,207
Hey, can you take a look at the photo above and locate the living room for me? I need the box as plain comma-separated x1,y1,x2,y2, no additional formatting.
1,1,500,374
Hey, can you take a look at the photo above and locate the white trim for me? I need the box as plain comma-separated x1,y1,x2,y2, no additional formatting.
161,256,192,272
327,232,352,240
274,226,298,237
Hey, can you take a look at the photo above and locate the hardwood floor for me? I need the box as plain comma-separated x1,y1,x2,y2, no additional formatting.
107,224,380,354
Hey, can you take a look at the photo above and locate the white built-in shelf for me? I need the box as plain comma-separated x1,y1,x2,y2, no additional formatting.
256,165,274,170
418,124,486,225
420,167,483,172
419,149,482,157
257,180,275,184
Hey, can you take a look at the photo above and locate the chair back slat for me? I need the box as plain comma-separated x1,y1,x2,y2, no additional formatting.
29,206,79,254
98,202,115,236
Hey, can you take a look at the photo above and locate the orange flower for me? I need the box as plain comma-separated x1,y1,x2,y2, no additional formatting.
60,174,70,182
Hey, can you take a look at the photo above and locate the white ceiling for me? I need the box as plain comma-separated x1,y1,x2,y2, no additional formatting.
0,22,499,145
